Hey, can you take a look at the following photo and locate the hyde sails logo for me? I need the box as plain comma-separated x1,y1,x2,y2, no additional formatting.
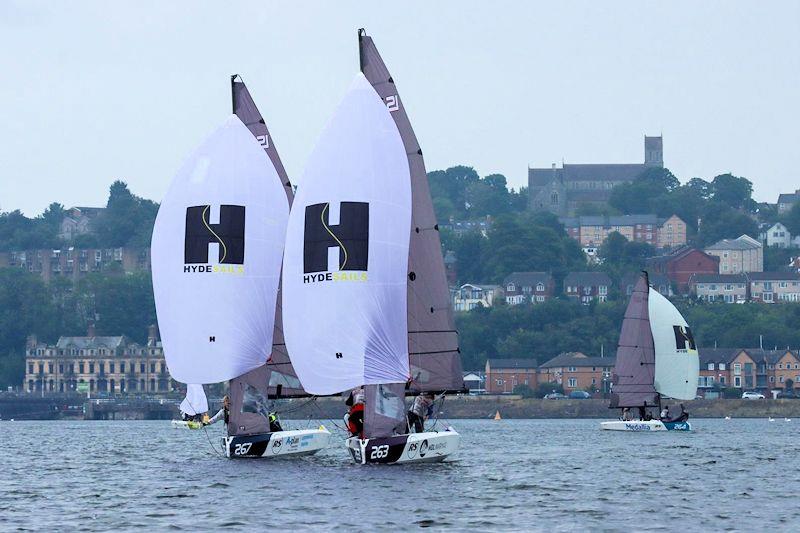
673,325,697,352
183,204,245,275
302,201,368,284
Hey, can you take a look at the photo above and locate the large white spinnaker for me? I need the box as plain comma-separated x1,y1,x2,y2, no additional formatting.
282,73,412,395
649,288,699,400
151,115,289,384
180,384,209,415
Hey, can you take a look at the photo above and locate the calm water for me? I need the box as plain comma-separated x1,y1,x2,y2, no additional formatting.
1,418,798,531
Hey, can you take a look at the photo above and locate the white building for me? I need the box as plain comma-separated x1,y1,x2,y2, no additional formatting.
764,222,792,249
452,283,501,312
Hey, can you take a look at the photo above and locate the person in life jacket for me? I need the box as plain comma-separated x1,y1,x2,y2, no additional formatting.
343,387,365,438
407,392,435,433
268,412,283,432
205,395,230,427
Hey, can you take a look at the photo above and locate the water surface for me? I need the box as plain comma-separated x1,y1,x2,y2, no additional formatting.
1,418,797,531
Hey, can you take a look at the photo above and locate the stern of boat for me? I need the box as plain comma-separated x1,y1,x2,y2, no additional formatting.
224,427,331,458
346,427,460,464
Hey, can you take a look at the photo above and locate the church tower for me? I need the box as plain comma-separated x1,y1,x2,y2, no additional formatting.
644,136,663,167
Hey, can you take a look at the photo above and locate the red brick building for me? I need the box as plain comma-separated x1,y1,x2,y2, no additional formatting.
646,246,719,294
538,352,615,394
485,358,538,394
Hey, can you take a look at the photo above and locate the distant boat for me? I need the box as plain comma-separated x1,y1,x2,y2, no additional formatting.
151,78,330,458
600,272,699,432
724,416,731,420
494,411,502,420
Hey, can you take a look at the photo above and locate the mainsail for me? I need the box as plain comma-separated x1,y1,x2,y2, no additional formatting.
231,76,305,399
358,29,464,393
610,272,699,408
151,115,289,384
180,384,208,416
282,73,413,395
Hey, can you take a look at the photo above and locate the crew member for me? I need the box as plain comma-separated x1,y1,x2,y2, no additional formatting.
206,395,230,427
268,412,283,432
407,392,435,433
660,405,670,421
344,387,365,437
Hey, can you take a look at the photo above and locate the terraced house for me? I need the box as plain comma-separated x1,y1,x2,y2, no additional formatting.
689,273,748,303
484,359,538,394
503,272,555,305
748,272,800,303
25,325,175,395
560,214,686,249
538,352,615,394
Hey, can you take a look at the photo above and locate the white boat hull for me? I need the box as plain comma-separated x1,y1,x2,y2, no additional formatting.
171,420,203,430
346,428,460,464
223,427,331,458
600,420,692,432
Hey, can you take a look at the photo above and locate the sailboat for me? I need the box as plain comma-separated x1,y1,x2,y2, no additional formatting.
172,383,208,429
600,272,699,432
282,29,464,464
151,78,330,458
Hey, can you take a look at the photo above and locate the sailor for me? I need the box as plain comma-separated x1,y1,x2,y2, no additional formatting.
205,395,230,427
407,392,435,433
344,387,365,438
621,407,632,421
268,412,283,432
660,405,670,421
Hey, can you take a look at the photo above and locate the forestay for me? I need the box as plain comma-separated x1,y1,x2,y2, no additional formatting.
282,74,412,395
359,30,464,393
151,115,289,384
650,289,699,400
180,384,208,415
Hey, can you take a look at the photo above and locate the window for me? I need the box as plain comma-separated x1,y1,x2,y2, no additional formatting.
568,377,577,388
568,366,577,372
719,376,726,385
734,376,741,387
89,362,94,373
707,363,715,371
536,283,545,292
150,363,156,373
99,362,105,373
79,362,85,373
770,376,775,383
536,295,545,302
120,362,125,373
48,363,53,373
591,378,596,385
109,363,115,373
733,363,741,375
496,379,503,385
764,293,774,303
28,363,33,374
507,283,515,292
780,376,785,383
719,363,726,371
140,363,145,373
599,286,608,296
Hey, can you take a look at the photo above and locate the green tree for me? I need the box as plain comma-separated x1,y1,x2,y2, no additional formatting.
695,202,759,247
782,203,800,236
711,173,754,211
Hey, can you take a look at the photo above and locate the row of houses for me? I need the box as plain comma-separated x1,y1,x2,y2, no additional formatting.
0,247,150,283
560,214,687,249
689,272,800,303
483,348,800,396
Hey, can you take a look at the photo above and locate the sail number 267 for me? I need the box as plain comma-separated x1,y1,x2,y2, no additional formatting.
369,445,389,460
233,443,253,456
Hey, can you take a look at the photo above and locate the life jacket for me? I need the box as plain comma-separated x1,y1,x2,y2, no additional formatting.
347,403,364,435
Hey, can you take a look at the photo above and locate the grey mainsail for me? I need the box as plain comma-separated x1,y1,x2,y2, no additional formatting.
358,30,464,395
226,76,304,437
609,273,659,409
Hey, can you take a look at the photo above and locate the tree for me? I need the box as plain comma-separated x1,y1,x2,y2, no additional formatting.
608,167,679,215
512,384,535,398
536,381,564,398
92,181,159,248
695,202,759,247
782,203,800,237
711,173,754,211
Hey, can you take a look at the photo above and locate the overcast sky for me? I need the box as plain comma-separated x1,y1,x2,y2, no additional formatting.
1,1,798,216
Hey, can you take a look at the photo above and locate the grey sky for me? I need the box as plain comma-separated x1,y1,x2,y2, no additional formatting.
1,1,798,216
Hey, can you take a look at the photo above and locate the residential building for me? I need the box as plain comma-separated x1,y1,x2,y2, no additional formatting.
762,222,793,249
0,247,150,284
24,325,175,395
563,272,612,304
485,359,538,394
559,214,687,249
646,246,720,294
529,136,663,216
777,189,800,214
538,352,615,394
748,272,800,303
57,206,105,241
697,348,738,390
463,372,485,393
689,273,748,303
705,235,763,274
749,349,800,392
621,272,672,297
452,283,502,312
503,272,555,305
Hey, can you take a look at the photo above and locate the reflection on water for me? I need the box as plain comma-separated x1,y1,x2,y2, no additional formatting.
1,419,799,530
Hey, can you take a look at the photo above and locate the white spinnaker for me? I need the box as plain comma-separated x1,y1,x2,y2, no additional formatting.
151,115,289,384
649,288,699,400
282,74,412,395
180,384,208,415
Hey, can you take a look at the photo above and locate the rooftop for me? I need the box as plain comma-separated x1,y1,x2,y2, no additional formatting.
540,352,616,368
564,271,612,286
706,235,762,251
689,273,748,284
486,358,538,370
503,272,553,287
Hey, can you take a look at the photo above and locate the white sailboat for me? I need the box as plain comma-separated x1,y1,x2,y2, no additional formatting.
151,84,329,457
601,272,700,432
282,30,464,464
172,383,208,429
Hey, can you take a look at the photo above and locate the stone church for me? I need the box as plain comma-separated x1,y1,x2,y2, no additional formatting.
529,136,663,216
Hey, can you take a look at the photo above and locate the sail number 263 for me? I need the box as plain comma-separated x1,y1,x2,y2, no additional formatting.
369,445,389,460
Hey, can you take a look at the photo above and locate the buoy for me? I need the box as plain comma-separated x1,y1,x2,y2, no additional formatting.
494,410,502,420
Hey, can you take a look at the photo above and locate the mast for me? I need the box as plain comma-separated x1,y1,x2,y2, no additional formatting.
358,29,464,394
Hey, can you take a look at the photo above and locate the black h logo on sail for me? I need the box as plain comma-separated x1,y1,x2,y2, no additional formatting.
184,205,245,264
303,202,369,273
673,326,696,351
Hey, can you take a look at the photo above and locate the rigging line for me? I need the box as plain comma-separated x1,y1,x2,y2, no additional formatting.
409,349,459,356
320,203,348,270
185,394,225,458
201,205,228,264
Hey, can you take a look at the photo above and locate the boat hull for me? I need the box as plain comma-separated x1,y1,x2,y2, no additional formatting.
223,427,331,458
600,420,692,432
171,420,203,430
345,429,460,465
